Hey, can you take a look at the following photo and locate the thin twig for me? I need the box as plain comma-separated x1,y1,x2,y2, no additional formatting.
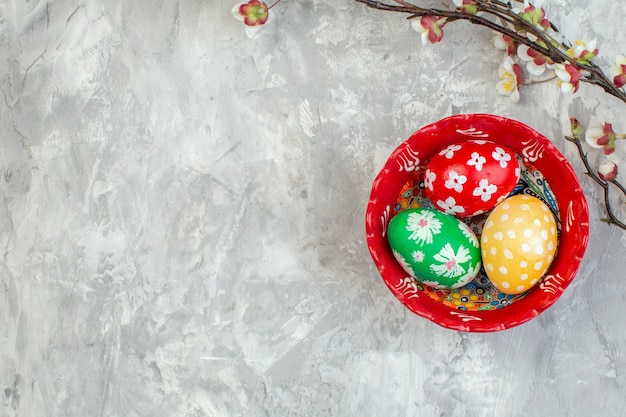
354,0,626,103
269,0,281,10
565,136,626,229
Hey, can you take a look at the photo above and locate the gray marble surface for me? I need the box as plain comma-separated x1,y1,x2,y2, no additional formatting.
2,0,626,416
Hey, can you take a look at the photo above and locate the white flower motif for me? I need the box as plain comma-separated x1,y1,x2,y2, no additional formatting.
424,169,436,191
456,262,481,285
458,222,479,248
412,250,425,263
492,147,512,168
467,151,486,171
444,170,467,193
439,144,462,159
430,243,472,278
405,210,442,244
436,196,465,215
392,249,416,278
472,178,498,202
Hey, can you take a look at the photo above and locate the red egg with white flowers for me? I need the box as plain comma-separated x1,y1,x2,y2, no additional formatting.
424,140,520,218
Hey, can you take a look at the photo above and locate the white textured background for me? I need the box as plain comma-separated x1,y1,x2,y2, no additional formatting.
1,0,626,416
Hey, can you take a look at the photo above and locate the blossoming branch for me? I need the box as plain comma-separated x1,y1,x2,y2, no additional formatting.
350,0,626,228
231,0,626,228
356,0,626,102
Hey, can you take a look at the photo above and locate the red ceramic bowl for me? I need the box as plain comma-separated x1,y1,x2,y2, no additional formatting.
365,114,589,332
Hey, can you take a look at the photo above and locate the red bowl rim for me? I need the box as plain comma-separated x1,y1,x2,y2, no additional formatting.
365,113,590,332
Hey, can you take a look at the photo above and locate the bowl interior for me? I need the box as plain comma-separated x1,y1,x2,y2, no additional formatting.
365,114,589,332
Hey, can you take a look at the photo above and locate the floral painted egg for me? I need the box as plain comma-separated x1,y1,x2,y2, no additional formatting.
480,194,558,295
387,208,481,289
424,140,520,218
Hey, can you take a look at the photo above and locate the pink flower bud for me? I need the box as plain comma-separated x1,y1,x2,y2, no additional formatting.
598,161,618,182
570,118,584,138
615,73,626,89
412,16,446,45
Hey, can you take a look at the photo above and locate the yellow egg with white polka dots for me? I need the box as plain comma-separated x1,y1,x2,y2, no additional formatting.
480,194,558,295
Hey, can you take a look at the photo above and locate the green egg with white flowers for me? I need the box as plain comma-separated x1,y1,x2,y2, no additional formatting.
387,208,481,289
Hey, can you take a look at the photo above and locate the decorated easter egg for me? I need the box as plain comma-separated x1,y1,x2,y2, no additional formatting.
388,208,481,289
424,140,520,218
480,194,558,295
